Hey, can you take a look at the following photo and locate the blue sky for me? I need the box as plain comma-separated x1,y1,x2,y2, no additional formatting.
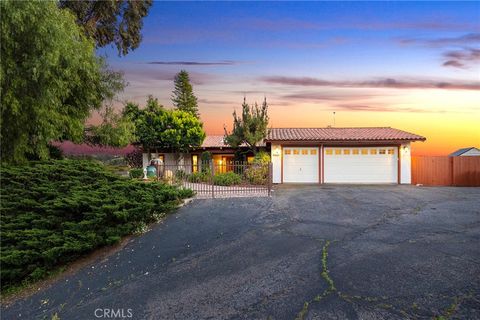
98,1,480,154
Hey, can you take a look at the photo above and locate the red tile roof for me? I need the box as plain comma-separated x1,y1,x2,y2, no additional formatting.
266,127,426,142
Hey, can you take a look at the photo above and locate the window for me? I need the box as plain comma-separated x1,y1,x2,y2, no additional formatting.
335,149,342,155
388,149,395,155
361,149,368,155
352,149,359,155
191,155,198,173
310,149,317,155
343,149,351,155
370,149,377,155
325,149,333,155
247,156,254,163
302,149,309,155
285,149,291,155
379,149,386,155
293,149,300,155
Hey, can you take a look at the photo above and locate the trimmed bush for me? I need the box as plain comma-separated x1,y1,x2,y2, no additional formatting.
213,172,241,186
0,160,193,291
188,171,209,183
129,168,143,179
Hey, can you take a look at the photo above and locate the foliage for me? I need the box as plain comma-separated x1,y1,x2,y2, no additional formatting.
85,106,135,148
59,0,152,56
188,171,209,183
224,98,269,154
123,96,206,154
125,148,143,168
244,151,270,185
0,160,193,290
253,151,271,164
129,168,143,179
172,70,199,118
0,1,124,163
213,172,241,186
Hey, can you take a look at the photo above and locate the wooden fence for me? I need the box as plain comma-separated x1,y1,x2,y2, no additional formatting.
411,156,480,186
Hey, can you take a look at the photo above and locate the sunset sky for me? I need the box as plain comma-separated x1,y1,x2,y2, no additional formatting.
99,1,480,156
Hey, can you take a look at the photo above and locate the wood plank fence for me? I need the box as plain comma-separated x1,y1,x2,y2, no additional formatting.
411,156,480,186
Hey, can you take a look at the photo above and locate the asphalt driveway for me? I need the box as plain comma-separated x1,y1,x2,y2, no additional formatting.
3,185,480,319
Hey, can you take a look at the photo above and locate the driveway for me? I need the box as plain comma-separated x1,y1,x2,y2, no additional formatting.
3,185,480,319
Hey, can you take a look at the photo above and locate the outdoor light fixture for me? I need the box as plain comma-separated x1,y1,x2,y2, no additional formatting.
273,147,281,156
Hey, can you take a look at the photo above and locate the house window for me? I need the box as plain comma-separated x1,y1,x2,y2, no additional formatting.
352,149,359,155
285,149,291,155
191,155,198,173
247,156,254,163
335,149,342,155
388,149,395,155
379,149,386,155
302,149,308,155
343,149,350,155
325,149,333,155
310,149,317,155
293,149,300,155
370,149,377,155
361,149,368,155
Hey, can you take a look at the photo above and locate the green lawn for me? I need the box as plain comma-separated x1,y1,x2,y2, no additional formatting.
0,160,193,293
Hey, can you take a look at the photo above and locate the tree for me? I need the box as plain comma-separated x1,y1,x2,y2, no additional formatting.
84,106,135,147
0,1,124,163
171,70,200,117
59,0,152,56
224,98,269,154
124,97,206,158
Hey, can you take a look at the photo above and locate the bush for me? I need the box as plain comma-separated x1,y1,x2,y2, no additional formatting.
213,172,241,186
125,148,143,168
129,168,143,179
188,171,209,183
0,160,193,291
244,151,271,185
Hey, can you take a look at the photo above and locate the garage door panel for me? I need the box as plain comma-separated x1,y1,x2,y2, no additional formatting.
283,147,319,183
324,147,397,183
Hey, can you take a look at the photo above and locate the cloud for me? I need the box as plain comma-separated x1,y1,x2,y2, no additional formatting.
334,104,446,113
198,99,235,105
260,76,480,90
442,48,480,68
398,33,480,46
146,60,238,66
282,92,380,101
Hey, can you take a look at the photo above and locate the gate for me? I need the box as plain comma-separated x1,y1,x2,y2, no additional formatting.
157,161,272,198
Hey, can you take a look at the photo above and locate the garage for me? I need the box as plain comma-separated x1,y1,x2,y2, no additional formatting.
324,147,398,183
283,147,319,183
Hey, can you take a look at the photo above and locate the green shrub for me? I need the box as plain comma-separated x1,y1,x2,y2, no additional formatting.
0,160,193,291
244,151,271,185
129,168,143,179
188,171,209,183
213,172,241,186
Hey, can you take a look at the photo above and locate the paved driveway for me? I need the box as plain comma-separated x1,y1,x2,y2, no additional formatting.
3,185,480,319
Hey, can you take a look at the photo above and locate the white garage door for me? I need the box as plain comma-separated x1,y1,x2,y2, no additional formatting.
283,147,319,183
324,147,398,183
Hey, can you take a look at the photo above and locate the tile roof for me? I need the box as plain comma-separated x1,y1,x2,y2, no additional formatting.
201,135,266,148
266,127,426,142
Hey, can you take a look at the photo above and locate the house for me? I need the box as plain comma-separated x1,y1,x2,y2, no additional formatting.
142,135,266,173
142,126,426,184
449,147,480,157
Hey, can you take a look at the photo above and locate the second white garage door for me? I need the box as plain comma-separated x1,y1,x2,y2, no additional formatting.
324,147,398,183
283,147,319,183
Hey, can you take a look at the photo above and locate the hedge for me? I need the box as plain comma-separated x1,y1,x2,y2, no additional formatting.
0,160,193,291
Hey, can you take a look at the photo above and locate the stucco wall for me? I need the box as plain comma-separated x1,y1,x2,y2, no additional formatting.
400,143,411,184
271,144,282,183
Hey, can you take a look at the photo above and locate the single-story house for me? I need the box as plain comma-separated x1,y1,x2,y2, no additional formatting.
142,126,426,184
449,147,480,157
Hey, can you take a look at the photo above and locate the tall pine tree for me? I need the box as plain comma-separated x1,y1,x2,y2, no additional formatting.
171,70,199,118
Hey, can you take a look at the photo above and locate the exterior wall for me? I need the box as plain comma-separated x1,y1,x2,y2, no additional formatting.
400,143,411,184
461,148,480,156
271,144,282,183
142,152,193,173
